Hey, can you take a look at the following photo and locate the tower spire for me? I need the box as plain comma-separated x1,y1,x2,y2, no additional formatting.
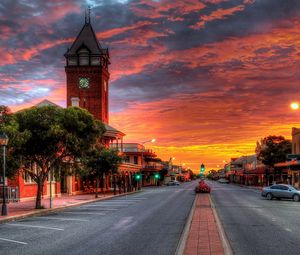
85,6,91,24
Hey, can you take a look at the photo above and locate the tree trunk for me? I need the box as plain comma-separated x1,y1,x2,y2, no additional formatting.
95,178,99,198
113,174,116,195
100,173,104,194
35,180,44,209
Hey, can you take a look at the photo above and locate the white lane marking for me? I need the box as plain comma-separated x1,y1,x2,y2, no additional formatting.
38,217,89,222
126,197,148,200
97,201,137,203
78,207,118,211
285,228,292,232
111,199,145,201
112,216,134,230
84,204,128,207
7,224,64,231
61,212,106,215
0,237,27,245
94,202,136,205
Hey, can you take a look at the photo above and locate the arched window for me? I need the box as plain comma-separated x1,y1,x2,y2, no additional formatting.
78,47,89,66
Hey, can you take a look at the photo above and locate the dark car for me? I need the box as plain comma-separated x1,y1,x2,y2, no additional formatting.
261,184,300,201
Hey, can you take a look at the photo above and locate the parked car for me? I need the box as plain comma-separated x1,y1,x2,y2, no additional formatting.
261,184,300,201
218,178,229,184
167,180,180,186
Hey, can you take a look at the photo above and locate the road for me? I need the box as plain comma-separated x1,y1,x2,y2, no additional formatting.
209,180,300,255
0,181,196,255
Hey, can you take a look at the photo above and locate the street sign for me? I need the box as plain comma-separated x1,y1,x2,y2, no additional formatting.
287,154,300,160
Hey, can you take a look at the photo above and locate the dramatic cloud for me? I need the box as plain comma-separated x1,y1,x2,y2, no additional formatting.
1,0,300,170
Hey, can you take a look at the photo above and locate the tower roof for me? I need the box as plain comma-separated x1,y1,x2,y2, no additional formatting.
65,22,103,56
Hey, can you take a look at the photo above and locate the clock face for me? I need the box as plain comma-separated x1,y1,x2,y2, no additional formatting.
79,77,90,89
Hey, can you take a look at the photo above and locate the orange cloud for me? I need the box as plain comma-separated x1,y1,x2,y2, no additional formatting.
191,5,245,29
131,0,206,20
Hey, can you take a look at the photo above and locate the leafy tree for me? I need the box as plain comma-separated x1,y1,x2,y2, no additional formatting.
9,106,104,209
84,146,123,197
256,135,291,184
0,106,25,179
256,135,291,167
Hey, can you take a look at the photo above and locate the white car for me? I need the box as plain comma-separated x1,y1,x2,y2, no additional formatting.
218,178,229,184
167,180,180,186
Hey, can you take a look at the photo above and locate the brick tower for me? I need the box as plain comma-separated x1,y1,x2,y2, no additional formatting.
64,14,110,123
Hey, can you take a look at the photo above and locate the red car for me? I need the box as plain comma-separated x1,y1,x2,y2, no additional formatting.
195,180,211,193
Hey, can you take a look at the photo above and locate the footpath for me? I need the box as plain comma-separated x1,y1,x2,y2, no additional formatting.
183,193,227,255
0,191,137,223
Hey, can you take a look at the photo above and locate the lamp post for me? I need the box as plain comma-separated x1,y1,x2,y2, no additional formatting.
0,132,9,216
291,102,300,110
140,139,156,188
169,157,175,180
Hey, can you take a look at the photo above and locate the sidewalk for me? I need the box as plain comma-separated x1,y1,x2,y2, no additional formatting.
0,191,137,223
184,194,224,255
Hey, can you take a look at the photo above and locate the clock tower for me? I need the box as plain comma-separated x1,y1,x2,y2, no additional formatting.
65,15,110,123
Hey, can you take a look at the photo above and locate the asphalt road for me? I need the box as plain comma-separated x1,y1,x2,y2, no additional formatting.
0,181,196,255
209,180,300,255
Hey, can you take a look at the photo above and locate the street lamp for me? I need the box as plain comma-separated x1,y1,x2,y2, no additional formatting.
290,102,300,110
0,132,9,216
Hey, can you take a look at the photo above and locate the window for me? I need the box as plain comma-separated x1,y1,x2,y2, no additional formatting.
23,162,38,184
271,185,280,190
78,48,89,66
279,185,288,190
124,156,130,163
134,156,138,165
47,171,56,182
294,173,299,184
71,97,79,107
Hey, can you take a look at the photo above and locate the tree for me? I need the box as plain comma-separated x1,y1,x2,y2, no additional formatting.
84,146,123,197
256,135,291,167
0,106,25,179
9,106,104,209
256,135,291,184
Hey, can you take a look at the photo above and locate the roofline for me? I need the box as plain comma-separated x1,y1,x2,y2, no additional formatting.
65,22,103,56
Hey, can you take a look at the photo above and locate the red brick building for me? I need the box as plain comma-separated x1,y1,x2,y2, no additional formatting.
7,16,126,201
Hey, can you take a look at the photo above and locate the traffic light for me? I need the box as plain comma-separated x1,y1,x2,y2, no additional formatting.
200,164,205,173
154,173,160,179
135,174,141,180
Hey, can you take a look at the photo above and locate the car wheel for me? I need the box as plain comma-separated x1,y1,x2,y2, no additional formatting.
266,193,273,200
293,194,300,202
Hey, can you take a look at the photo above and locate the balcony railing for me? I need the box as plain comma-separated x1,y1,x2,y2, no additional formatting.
0,186,19,203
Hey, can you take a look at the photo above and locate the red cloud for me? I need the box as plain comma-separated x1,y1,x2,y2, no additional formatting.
131,0,206,20
191,5,245,29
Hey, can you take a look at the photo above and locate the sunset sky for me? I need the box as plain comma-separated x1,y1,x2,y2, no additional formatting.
1,0,300,172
